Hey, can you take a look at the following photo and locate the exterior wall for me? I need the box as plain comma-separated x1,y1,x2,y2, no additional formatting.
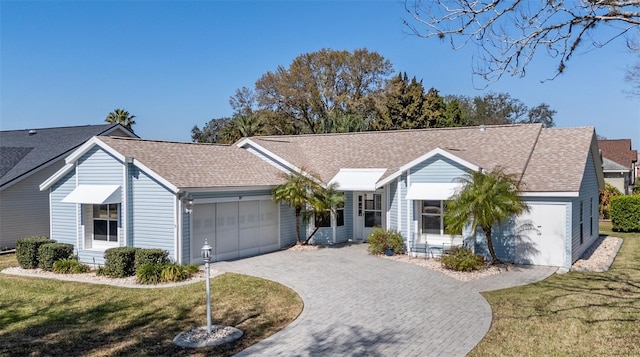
279,204,297,247
571,151,600,264
335,192,353,243
49,170,78,250
129,166,176,258
388,180,398,231
0,162,63,249
603,174,627,195
405,155,471,245
75,147,125,264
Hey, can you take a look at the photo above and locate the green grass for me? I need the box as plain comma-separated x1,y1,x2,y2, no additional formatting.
0,255,302,356
469,221,640,356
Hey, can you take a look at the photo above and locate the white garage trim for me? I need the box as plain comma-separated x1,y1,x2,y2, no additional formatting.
193,195,273,204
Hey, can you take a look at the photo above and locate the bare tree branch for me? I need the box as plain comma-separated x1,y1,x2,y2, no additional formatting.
404,0,640,85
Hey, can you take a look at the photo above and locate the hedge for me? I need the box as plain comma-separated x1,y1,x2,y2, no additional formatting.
610,195,640,232
15,236,55,269
38,243,74,271
101,247,139,278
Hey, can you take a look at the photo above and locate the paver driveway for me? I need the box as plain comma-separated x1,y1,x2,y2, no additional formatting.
214,244,492,357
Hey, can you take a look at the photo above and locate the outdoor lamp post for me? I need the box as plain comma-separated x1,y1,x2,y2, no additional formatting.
201,240,213,334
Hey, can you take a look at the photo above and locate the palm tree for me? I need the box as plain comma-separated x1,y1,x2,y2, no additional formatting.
105,109,136,132
444,167,529,264
272,170,344,245
219,114,265,143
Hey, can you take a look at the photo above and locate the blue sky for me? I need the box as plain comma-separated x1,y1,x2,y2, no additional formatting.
1,1,638,148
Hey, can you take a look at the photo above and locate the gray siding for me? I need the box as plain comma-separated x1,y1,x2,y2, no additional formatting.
182,210,190,264
50,170,78,249
129,166,176,258
0,162,63,249
400,173,408,241
77,146,123,183
388,181,398,231
571,151,600,263
312,227,333,245
280,204,297,246
410,155,468,183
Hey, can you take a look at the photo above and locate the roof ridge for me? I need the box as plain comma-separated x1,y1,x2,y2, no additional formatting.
250,123,542,140
0,123,112,133
102,136,232,147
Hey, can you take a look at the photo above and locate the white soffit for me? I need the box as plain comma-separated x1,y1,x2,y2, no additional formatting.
62,185,122,204
328,168,387,191
406,182,461,200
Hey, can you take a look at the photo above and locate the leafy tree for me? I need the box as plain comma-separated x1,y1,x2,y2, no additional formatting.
373,72,429,130
470,92,527,126
321,111,369,133
191,117,231,143
219,114,266,143
255,48,393,134
404,0,640,83
444,167,529,264
521,103,556,128
437,99,468,127
272,171,345,245
105,108,136,132
421,87,445,128
600,182,623,219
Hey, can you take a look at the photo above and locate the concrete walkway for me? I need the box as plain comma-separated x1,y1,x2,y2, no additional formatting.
213,244,556,357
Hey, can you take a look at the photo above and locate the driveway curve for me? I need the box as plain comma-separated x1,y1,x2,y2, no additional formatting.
214,244,492,357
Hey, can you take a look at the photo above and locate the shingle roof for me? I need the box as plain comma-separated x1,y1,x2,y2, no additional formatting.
598,139,637,168
248,124,543,183
97,136,286,189
245,124,597,193
0,124,133,188
602,157,630,171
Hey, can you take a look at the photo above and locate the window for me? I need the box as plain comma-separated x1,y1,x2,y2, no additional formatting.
315,195,345,228
420,200,458,235
579,201,584,245
93,204,118,242
364,194,382,228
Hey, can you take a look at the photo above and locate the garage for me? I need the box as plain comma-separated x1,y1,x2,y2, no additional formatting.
513,203,567,267
191,199,279,262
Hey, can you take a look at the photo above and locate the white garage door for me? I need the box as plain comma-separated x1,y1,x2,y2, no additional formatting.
191,200,279,262
514,203,567,267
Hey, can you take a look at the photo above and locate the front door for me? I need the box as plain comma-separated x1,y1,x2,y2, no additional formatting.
354,191,384,241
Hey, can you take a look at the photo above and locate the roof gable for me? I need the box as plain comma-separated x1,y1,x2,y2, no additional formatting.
1,124,136,189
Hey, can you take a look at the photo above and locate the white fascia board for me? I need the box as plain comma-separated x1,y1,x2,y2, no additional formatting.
39,163,75,191
236,138,301,173
64,137,126,164
131,159,178,194
520,191,579,197
377,148,480,188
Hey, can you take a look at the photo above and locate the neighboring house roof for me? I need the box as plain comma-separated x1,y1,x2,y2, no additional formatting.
0,124,136,189
597,139,638,168
602,157,630,171
240,124,600,193
96,136,286,189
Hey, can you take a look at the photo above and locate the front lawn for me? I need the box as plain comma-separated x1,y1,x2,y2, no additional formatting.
0,255,303,356
469,221,640,356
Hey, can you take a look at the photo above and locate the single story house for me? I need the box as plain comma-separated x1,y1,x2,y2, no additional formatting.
0,124,135,250
597,139,637,194
41,124,603,269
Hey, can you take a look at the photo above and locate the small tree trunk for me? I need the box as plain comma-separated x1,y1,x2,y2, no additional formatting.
295,208,302,245
484,226,502,265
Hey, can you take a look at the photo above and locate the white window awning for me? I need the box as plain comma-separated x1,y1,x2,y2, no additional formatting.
328,168,387,191
62,185,122,204
406,183,461,200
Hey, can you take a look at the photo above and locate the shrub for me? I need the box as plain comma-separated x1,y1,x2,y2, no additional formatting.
15,236,54,269
136,263,164,284
134,248,169,270
600,182,622,219
367,228,405,255
102,247,139,278
38,243,74,271
160,263,188,282
611,195,640,232
440,246,484,272
53,258,90,274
